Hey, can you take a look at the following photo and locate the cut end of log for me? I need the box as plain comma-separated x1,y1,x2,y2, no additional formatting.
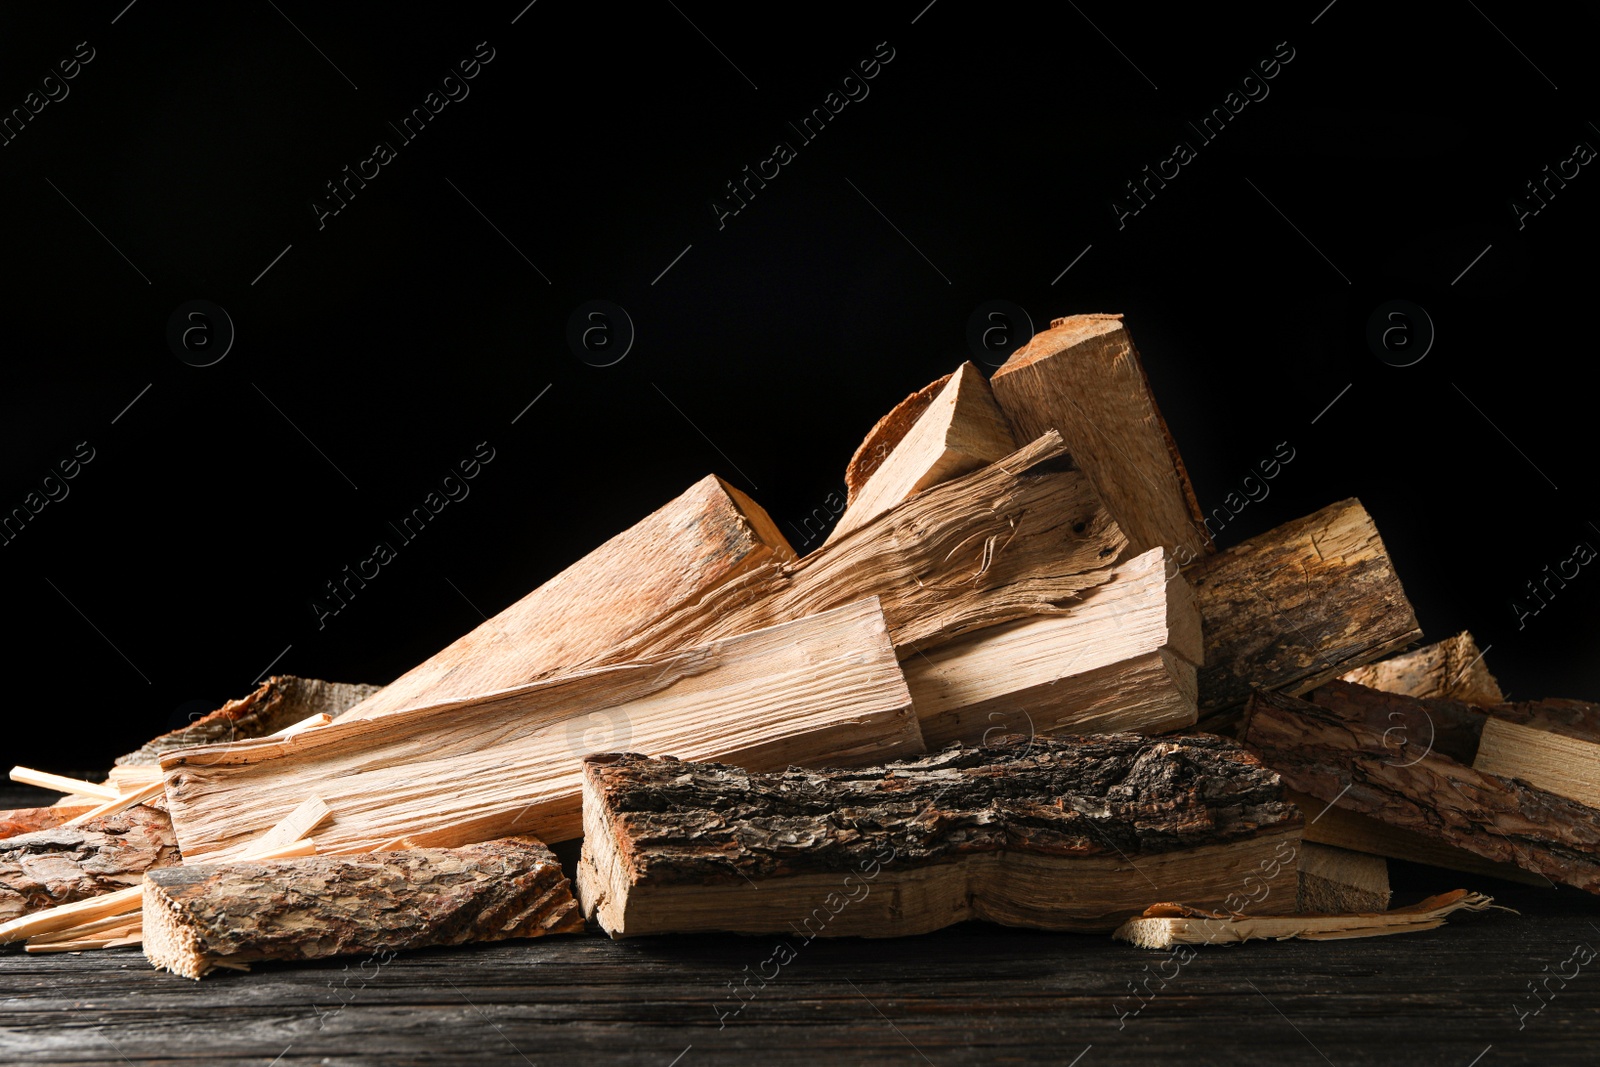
997,313,1125,374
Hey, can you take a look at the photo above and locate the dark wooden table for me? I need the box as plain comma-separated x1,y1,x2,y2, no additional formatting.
5,788,1599,1065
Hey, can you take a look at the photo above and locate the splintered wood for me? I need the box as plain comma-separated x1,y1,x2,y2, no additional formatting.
577,735,1301,938
1114,890,1495,948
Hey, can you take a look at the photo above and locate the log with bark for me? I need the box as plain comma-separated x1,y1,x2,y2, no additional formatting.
0,806,179,924
1341,631,1504,704
1296,842,1390,914
906,546,1201,746
577,734,1302,938
0,805,95,840
162,598,924,859
990,314,1208,562
1241,687,1600,894
1114,890,1494,948
143,836,582,979
1474,712,1600,810
340,475,795,721
1186,499,1421,728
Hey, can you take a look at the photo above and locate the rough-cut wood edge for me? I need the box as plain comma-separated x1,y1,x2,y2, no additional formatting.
843,373,954,505
116,676,382,766
1241,687,1600,894
1297,842,1390,914
1474,717,1600,810
1341,631,1505,704
1114,890,1495,948
143,836,583,979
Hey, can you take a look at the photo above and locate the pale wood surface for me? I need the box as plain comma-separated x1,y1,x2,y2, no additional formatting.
1115,890,1494,948
1475,716,1600,809
842,371,953,505
1297,842,1391,914
1341,631,1505,704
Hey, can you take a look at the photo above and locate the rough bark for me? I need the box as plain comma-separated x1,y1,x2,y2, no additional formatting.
117,676,381,765
143,836,582,979
579,734,1301,937
0,806,92,840
1341,631,1504,704
843,372,953,505
0,806,179,923
1241,687,1600,894
1186,498,1421,726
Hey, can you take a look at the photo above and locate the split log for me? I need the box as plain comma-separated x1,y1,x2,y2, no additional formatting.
1186,499,1421,727
1475,714,1600,810
163,599,923,859
1114,890,1494,948
1341,631,1504,704
843,372,953,505
990,313,1207,561
0,806,179,923
826,363,1015,545
605,432,1127,663
117,675,382,765
907,546,1200,746
577,734,1301,938
1241,687,1600,894
341,476,794,721
1296,842,1390,914
143,836,582,979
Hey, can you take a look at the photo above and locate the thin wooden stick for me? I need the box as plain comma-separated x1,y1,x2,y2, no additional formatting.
268,712,334,738
62,779,165,828
10,767,121,801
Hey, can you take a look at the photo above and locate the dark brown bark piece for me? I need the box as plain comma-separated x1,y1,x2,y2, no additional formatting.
143,836,583,979
0,806,179,923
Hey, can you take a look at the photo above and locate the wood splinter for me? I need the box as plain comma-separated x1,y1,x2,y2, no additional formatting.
1114,890,1497,948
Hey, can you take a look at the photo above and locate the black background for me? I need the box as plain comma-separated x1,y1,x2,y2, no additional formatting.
1,2,1594,772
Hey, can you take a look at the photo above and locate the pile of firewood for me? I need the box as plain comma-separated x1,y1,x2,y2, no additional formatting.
5,313,1593,979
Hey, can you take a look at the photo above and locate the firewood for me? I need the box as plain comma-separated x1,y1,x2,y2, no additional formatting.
826,363,1015,545
1114,890,1495,948
1341,631,1504,704
843,372,953,505
1474,714,1600,809
1296,842,1390,914
0,806,179,925
907,546,1200,746
1187,499,1421,727
116,675,382,765
0,805,95,840
1241,687,1600,893
990,313,1207,561
62,780,164,828
577,734,1302,938
8,768,121,800
340,476,794,721
606,432,1127,663
163,599,924,859
143,836,583,979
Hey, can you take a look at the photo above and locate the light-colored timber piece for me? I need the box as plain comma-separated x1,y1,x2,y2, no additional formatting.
577,734,1302,938
1341,631,1504,704
907,546,1201,746
62,780,164,828
1242,687,1600,894
1296,842,1390,913
0,805,96,839
1286,789,1545,886
605,432,1127,664
163,599,924,859
106,765,164,789
341,476,795,721
25,922,143,953
117,676,382,765
843,372,953,505
143,836,583,979
0,805,179,925
1474,717,1600,810
269,713,333,738
1186,499,1421,726
9,768,121,801
990,313,1207,562
826,363,1015,545
1114,890,1495,948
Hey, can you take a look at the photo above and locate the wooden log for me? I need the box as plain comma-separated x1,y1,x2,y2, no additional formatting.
340,476,794,721
1341,631,1504,704
1296,842,1390,914
1114,890,1494,948
143,836,583,979
0,805,95,840
826,363,1015,545
0,806,179,924
116,675,382,765
990,313,1207,562
606,432,1127,663
1187,499,1421,728
577,734,1302,938
843,372,953,505
1474,716,1600,810
163,599,924,859
1241,687,1600,894
907,546,1200,746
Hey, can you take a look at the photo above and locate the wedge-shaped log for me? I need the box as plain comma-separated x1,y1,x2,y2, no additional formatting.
990,313,1207,561
1242,687,1600,894
0,806,179,923
578,734,1301,938
1340,631,1504,704
906,546,1201,746
826,363,1015,545
843,372,953,505
342,475,795,721
608,432,1127,663
1187,499,1421,723
143,836,582,979
163,599,923,859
